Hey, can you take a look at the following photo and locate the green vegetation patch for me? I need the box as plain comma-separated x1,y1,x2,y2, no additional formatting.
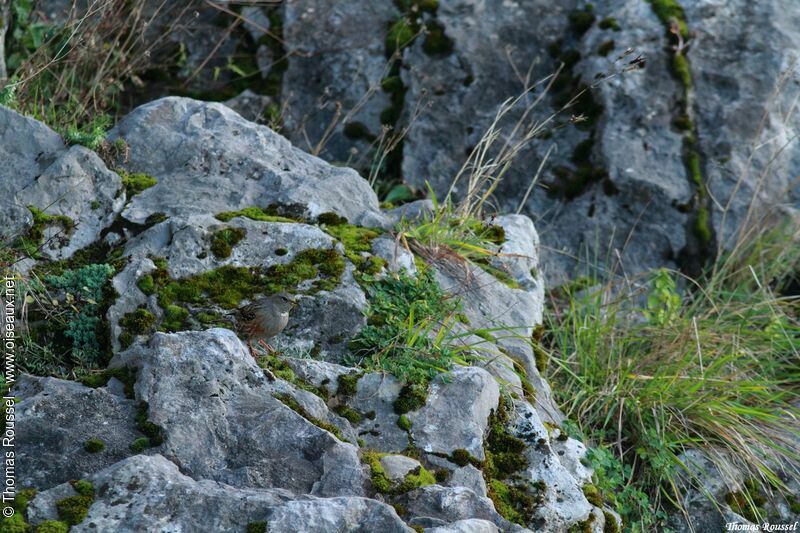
79,367,136,398
333,405,363,424
56,480,94,526
118,307,156,348
337,373,363,398
118,170,157,197
145,247,345,316
568,6,596,35
349,269,466,386
83,438,105,453
210,227,247,259
215,206,299,224
319,216,387,276
21,263,116,372
647,0,689,38
12,206,75,258
363,451,435,495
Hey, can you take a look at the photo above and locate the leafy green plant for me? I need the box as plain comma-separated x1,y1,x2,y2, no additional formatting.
347,269,472,385
43,264,115,367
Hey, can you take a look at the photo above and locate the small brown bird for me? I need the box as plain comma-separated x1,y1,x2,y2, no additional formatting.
236,292,297,354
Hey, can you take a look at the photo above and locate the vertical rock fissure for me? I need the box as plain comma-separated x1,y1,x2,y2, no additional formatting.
647,0,716,277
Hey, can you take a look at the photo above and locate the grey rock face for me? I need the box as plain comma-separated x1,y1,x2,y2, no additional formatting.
380,455,424,482
345,372,410,453
684,0,800,247
281,0,397,167
398,485,513,530
448,465,488,499
15,376,141,491
428,519,500,533
223,89,272,122
111,328,367,495
109,97,387,227
29,454,411,533
509,401,593,531
409,366,499,461
0,106,124,259
268,497,413,533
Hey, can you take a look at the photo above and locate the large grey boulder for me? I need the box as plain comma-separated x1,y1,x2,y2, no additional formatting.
14,376,141,491
106,215,367,359
397,485,515,531
109,97,387,228
111,328,367,496
684,0,800,247
409,366,499,461
28,454,412,533
281,0,397,168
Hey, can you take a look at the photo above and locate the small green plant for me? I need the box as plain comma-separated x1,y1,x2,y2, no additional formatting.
119,171,158,197
43,264,115,367
347,269,471,385
63,115,111,150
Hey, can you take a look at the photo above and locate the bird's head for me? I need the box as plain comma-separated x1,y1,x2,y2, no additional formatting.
269,292,298,313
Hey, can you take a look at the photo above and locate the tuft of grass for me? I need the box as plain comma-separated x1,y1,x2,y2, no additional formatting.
547,221,800,529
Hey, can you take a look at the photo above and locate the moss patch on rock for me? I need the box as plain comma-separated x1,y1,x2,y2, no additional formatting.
144,247,345,318
215,206,300,223
83,438,105,453
118,170,157,197
210,227,246,259
56,480,95,526
13,206,75,258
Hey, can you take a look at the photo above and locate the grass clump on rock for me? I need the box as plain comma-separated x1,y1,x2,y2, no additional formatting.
349,269,470,396
210,227,246,259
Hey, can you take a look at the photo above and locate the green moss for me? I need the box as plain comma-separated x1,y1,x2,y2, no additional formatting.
568,513,596,533
150,248,344,315
386,18,416,54
488,479,538,526
0,514,28,532
56,481,94,525
364,451,393,493
135,401,164,447
13,206,75,257
449,448,480,467
474,259,520,289
274,393,344,441
320,222,385,276
83,438,105,453
129,437,150,453
422,21,453,56
694,207,712,245
397,414,412,431
120,308,155,335
161,304,190,332
671,53,692,90
210,227,246,259
597,40,615,57
337,373,362,398
583,484,603,506
137,274,155,294
246,522,267,533
394,382,428,414
333,405,363,424
144,212,168,225
118,170,157,196
397,465,436,493
647,0,689,39
214,207,299,224
568,8,595,35
79,367,136,398
598,16,620,31
381,76,403,93
35,521,70,533
603,511,620,533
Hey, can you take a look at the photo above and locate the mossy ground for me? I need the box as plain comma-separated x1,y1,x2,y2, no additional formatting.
215,206,300,224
